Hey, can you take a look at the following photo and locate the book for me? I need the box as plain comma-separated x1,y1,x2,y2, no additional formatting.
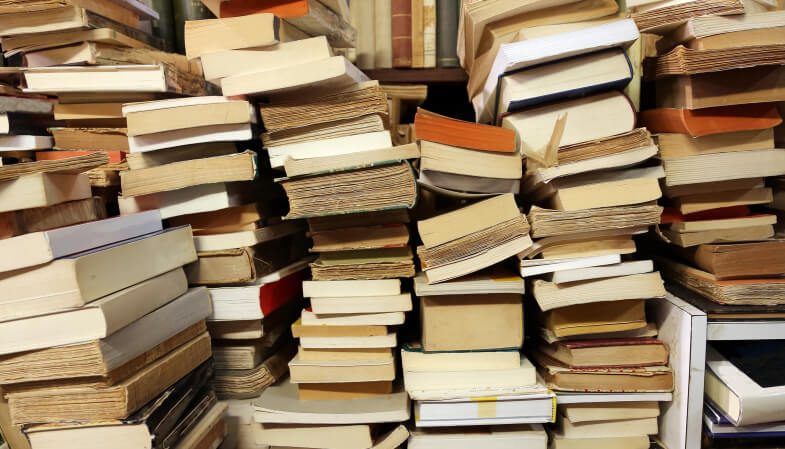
557,414,658,437
0,197,105,239
36,150,123,164
280,162,417,219
50,127,128,152
200,36,331,82
7,333,213,425
253,379,409,424
303,279,401,298
534,352,674,392
310,293,413,314
264,113,385,148
664,177,765,198
666,10,785,45
126,123,252,154
705,342,785,426
221,55,368,97
677,241,785,279
220,0,356,48
549,260,654,284
310,246,415,281
661,225,775,248
685,27,785,51
301,310,405,326
288,355,395,383
631,0,745,33
0,226,197,322
118,182,254,220
1,27,148,57
653,44,785,78
374,0,393,68
122,96,251,137
413,267,525,296
536,234,638,260
310,223,409,252
0,135,51,152
532,272,665,312
0,172,91,214
541,128,655,167
391,0,412,67
664,212,777,233
296,381,396,400
415,394,555,427
166,203,270,235
207,319,263,340
352,0,375,69
521,254,622,278
297,347,393,362
420,294,523,351
214,347,295,399
25,361,216,449
408,425,547,449
214,326,288,370
404,357,539,400
528,204,663,238
183,13,280,59
501,91,636,159
540,299,647,338
414,108,516,153
540,338,669,368
208,261,306,321
562,401,660,423
23,65,209,97
436,0,458,68
401,344,521,372
411,0,424,67
639,103,782,137
497,49,633,118
307,208,410,232
120,151,257,197
549,433,650,449
258,81,388,133
0,153,108,183
171,401,227,449
0,209,160,274
23,43,202,71
419,140,522,179
662,149,785,187
657,129,774,160
267,130,393,169
254,423,374,449
124,142,238,170
475,19,639,123
656,65,785,109
0,3,151,36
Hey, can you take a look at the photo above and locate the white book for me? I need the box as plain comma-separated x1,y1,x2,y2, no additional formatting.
310,293,413,314
415,393,555,427
267,131,393,169
24,65,173,93
299,332,398,349
221,56,369,97
0,135,52,151
404,358,539,400
705,344,785,426
302,279,401,298
301,310,406,326
0,210,162,273
408,425,548,449
0,172,91,213
0,269,187,355
127,122,252,153
414,270,524,296
548,260,654,284
208,259,310,321
121,95,236,115
118,182,248,219
475,19,640,123
521,254,621,277
193,221,305,252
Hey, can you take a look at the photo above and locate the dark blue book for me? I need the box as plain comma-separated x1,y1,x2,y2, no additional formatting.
704,400,785,439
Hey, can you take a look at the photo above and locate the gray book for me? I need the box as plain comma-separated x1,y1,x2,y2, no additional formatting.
436,0,459,67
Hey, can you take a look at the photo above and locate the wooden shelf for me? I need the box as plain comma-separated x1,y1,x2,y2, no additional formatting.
363,68,468,84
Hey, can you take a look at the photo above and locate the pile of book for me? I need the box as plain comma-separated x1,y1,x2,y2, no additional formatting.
352,0,459,69
400,193,551,446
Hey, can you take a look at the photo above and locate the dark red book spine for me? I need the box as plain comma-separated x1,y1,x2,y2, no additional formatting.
391,0,412,68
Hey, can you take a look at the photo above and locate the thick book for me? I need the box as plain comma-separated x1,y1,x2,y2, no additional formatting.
414,108,516,153
401,343,521,372
666,10,785,46
539,299,648,338
208,260,307,320
409,425,547,449
280,161,417,219
420,294,523,352
435,0,458,67
120,151,257,197
267,130,393,169
413,267,525,296
214,345,295,399
654,44,785,78
309,247,415,281
631,0,745,33
0,172,92,214
220,0,356,48
419,140,522,179
557,414,658,438
125,123,251,154
7,332,213,425
183,13,280,59
661,149,785,186
0,197,106,239
0,153,107,183
310,223,410,252
50,127,128,151
118,181,255,220
288,355,396,384
415,393,555,427
657,129,774,159
677,241,785,279
124,142,237,170
639,103,782,137
253,379,410,424
476,19,639,123
705,342,785,426
2,27,148,57
122,96,252,137
527,204,663,238
23,42,201,72
673,187,772,215
391,0,412,67
532,272,666,311
703,400,785,438
0,3,154,36
0,226,197,322
264,112,386,149
0,209,159,274
539,338,669,368
221,55,369,97
498,49,633,117
501,91,636,160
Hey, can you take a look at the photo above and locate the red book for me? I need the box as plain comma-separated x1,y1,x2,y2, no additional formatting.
391,0,412,68
259,266,306,316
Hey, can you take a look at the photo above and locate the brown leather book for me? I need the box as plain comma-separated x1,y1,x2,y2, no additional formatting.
677,241,785,280
639,103,782,137
392,0,413,67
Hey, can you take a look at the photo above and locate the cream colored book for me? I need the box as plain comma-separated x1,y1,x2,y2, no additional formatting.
122,96,252,136
0,172,91,213
183,13,280,59
532,271,666,311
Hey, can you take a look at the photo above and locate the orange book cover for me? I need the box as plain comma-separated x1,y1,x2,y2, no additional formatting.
639,103,782,137
35,150,125,164
414,108,517,153
220,0,308,18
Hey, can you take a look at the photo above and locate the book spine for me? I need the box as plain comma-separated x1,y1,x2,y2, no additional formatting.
435,0,459,67
351,0,376,69
423,0,436,68
410,0,424,68
374,0,393,69
391,0,412,68
151,0,177,53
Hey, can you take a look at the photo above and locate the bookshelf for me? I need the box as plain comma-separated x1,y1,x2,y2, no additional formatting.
364,68,468,84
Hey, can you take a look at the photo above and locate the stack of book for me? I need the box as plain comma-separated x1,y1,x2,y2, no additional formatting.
352,0,460,69
0,87,55,165
413,108,521,196
0,163,227,449
400,193,549,446
639,11,785,307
